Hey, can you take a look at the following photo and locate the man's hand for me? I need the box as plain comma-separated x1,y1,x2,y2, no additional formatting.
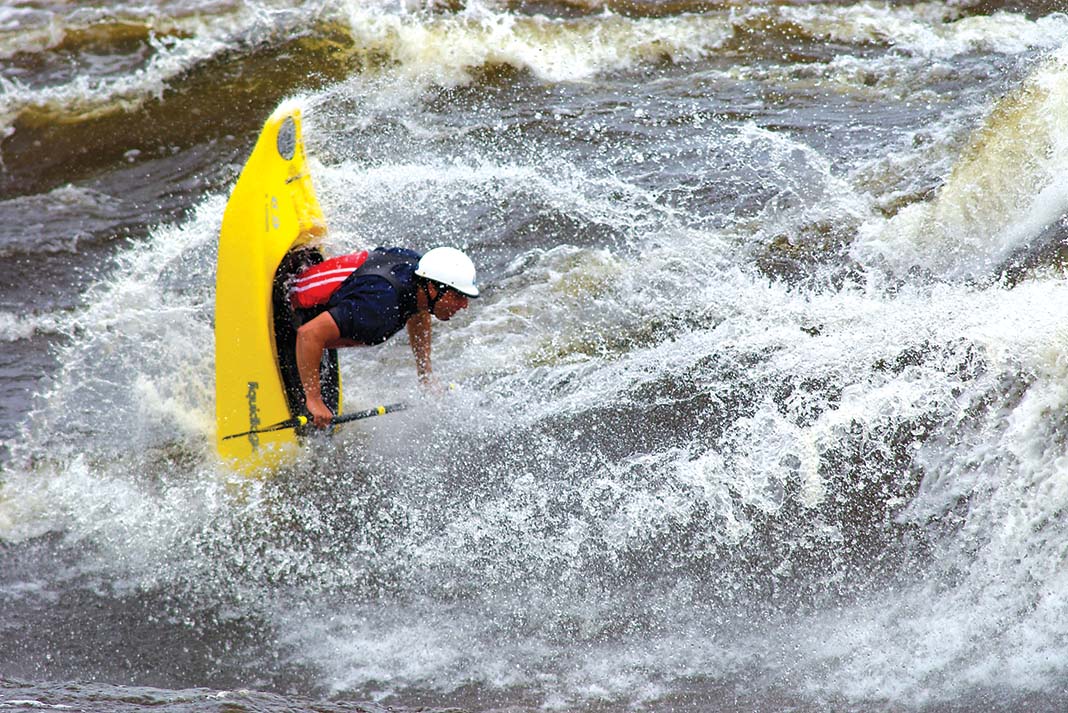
419,375,460,397
420,373,444,394
305,395,335,429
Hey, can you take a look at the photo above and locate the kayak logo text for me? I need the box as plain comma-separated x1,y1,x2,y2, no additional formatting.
246,381,261,449
266,194,280,231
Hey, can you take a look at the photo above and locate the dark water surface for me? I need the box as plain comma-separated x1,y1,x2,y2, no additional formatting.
4,0,1068,710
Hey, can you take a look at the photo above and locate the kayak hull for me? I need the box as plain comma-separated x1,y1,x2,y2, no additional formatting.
213,101,339,474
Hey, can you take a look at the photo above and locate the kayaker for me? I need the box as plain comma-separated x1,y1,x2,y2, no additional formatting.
288,246,479,428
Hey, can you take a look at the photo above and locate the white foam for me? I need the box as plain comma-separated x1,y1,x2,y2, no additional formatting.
0,311,64,341
780,3,1068,58
324,176,1068,700
332,2,734,90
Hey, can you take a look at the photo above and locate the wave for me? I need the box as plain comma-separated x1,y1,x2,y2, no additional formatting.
773,3,1068,58
8,1,1064,140
852,44,1068,279
0,13,232,120
4,1,1064,200
327,2,1068,91
0,184,135,257
334,6,732,86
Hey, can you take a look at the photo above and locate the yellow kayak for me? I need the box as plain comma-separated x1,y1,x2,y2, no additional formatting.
214,101,340,474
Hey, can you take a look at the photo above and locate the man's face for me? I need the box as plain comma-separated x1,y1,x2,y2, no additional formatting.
432,285,470,321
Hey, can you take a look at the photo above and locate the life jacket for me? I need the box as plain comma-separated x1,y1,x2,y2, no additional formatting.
288,249,419,310
289,251,370,309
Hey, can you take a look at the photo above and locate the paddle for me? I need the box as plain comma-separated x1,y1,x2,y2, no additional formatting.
222,402,408,440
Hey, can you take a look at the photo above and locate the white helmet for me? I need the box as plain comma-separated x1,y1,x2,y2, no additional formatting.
416,247,480,297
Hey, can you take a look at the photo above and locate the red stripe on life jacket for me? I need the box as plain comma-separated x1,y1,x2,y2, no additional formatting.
289,250,369,309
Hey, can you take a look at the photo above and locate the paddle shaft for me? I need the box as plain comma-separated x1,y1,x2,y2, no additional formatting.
222,402,408,440
331,402,408,426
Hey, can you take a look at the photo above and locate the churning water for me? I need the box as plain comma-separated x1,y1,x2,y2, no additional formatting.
4,0,1068,711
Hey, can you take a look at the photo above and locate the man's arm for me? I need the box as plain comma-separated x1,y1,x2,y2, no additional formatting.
296,311,342,428
406,311,432,385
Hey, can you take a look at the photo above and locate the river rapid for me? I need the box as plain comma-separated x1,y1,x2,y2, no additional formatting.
3,0,1068,711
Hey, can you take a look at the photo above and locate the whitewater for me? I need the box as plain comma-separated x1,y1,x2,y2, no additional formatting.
3,1,1068,711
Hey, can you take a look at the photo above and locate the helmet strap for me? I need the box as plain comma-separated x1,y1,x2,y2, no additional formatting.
423,280,443,313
